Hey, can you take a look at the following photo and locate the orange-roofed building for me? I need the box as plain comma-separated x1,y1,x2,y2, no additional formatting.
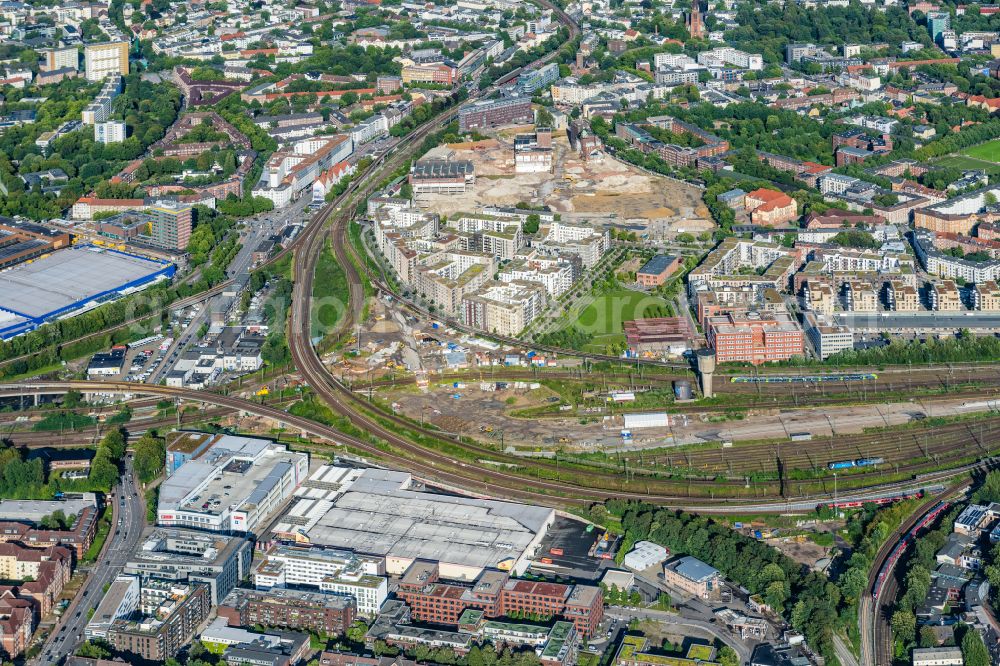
744,188,798,227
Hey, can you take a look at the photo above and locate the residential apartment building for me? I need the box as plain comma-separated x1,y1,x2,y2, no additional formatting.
146,203,192,250
81,74,122,124
887,281,921,311
40,46,78,72
914,186,1000,235
462,281,546,336
396,561,603,638
930,280,963,311
217,587,356,636
94,120,126,144
535,221,609,268
843,281,879,312
106,581,211,661
84,41,129,81
973,281,1000,310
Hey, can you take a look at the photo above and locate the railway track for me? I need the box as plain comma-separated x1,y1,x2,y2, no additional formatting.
861,480,971,666
270,0,1000,506
7,380,988,512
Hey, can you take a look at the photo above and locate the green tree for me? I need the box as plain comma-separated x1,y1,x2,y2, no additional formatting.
132,434,166,484
962,629,991,666
891,610,917,645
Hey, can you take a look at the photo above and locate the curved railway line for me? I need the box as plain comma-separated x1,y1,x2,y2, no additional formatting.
267,0,1000,507
860,482,971,666
5,379,989,513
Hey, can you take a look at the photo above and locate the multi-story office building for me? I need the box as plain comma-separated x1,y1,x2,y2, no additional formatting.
122,528,252,605
84,41,129,81
252,544,388,616
396,561,603,638
706,311,804,364
401,61,458,85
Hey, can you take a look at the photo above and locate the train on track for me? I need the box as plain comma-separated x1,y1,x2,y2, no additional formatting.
828,457,885,470
872,501,951,601
820,486,942,510
731,373,878,384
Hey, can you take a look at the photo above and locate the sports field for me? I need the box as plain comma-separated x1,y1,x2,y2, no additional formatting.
962,139,1000,162
934,154,1000,175
934,139,1000,175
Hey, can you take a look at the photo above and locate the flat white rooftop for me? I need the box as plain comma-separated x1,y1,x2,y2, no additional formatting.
0,245,171,319
290,466,554,573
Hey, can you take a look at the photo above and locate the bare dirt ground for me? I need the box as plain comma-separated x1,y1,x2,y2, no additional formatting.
421,130,713,232
379,382,1000,452
766,536,830,570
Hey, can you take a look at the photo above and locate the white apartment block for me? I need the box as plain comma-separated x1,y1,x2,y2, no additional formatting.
653,53,698,70
696,47,763,70
451,213,524,261
416,251,496,315
462,281,546,336
499,257,573,297
535,221,610,268
95,120,126,144
81,74,122,125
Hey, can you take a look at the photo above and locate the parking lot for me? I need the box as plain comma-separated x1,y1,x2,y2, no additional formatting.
531,518,610,580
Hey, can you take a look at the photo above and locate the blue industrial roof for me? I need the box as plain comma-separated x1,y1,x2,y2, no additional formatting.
671,556,719,582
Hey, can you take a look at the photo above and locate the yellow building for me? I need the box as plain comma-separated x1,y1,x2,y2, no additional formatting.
84,41,129,82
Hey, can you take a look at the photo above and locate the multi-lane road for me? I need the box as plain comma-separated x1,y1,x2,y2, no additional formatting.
149,196,311,384
33,462,145,666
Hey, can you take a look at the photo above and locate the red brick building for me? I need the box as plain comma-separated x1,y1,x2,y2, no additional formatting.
706,311,804,364
0,505,99,558
395,562,603,637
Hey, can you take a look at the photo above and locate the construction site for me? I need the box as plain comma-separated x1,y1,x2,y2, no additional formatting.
417,129,714,236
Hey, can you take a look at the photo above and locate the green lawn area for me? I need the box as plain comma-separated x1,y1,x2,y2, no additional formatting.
932,154,1000,175
575,289,671,335
962,138,1000,162
569,289,670,352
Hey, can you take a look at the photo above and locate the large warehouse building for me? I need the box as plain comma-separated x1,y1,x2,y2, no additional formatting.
0,245,174,339
270,465,555,581
157,435,308,535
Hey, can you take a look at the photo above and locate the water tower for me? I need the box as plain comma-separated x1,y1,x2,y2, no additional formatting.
695,349,717,399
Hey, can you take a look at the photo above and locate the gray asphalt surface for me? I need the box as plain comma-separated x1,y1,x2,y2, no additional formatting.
34,461,144,666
